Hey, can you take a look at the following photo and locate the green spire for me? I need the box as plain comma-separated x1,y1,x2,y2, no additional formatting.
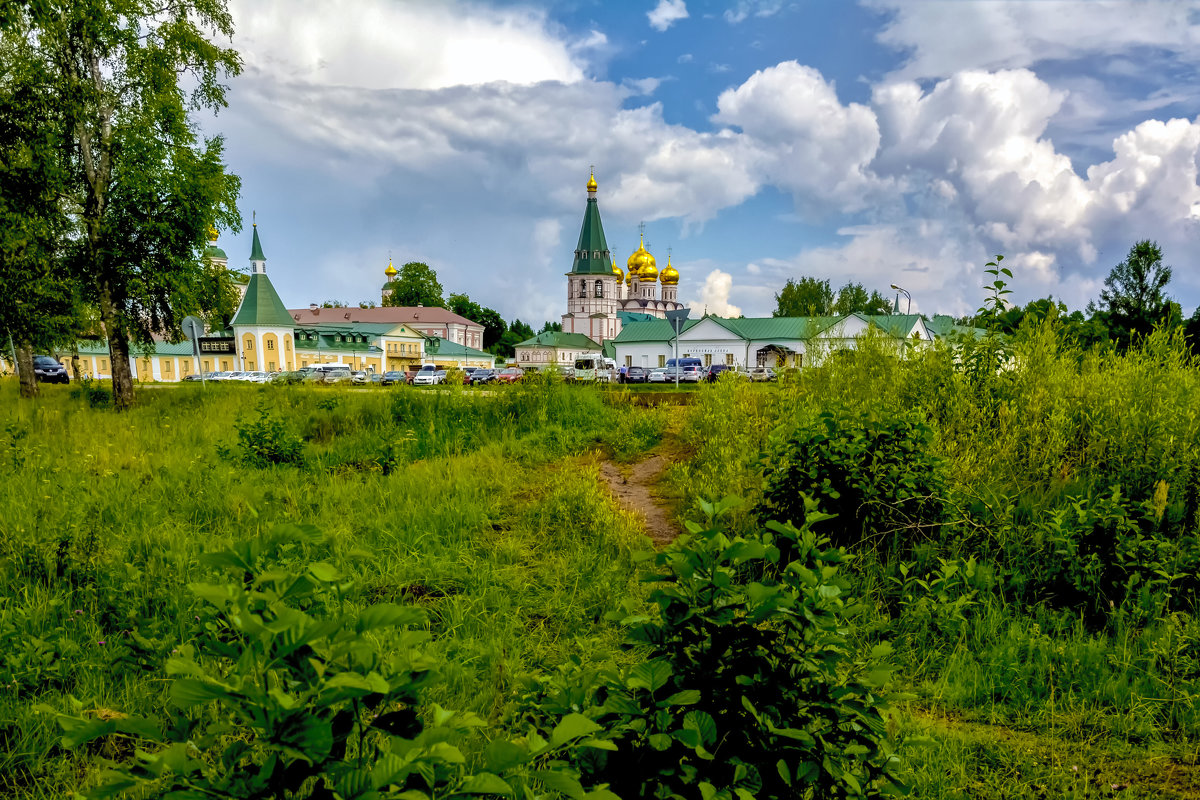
570,176,613,276
892,293,900,314
232,273,294,328
250,224,266,262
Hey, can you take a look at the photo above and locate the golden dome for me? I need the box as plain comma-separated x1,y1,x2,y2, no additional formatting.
661,255,679,285
611,253,623,281
586,169,598,192
384,258,398,279
640,259,658,282
208,225,219,242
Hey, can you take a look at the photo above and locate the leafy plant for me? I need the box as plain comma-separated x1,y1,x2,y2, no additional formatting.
518,497,904,799
759,408,946,553
228,405,305,468
44,526,618,799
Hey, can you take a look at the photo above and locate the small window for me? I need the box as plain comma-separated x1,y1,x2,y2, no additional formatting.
625,356,632,367
593,250,600,259
244,339,253,351
704,354,712,367
579,281,586,298
266,340,275,351
725,353,734,366
268,361,275,371
658,355,665,368
595,280,603,298
580,250,587,259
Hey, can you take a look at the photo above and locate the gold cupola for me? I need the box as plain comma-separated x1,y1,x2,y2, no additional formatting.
660,254,679,285
384,258,398,280
635,237,657,282
627,234,653,283
586,169,598,193
611,251,623,282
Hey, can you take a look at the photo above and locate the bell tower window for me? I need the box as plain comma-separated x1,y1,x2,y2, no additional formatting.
579,281,586,298
594,280,603,298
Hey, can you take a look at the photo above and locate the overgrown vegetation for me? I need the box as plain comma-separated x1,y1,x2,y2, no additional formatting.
4,314,1200,798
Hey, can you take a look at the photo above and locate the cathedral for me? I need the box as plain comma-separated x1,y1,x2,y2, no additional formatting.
561,170,685,344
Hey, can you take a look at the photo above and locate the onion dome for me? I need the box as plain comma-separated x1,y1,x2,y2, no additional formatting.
385,258,398,279
640,255,658,282
611,252,623,282
586,169,598,193
660,254,679,286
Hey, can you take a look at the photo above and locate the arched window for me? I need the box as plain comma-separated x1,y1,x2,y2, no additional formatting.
594,280,603,298
579,281,586,298
593,250,600,259
580,250,587,259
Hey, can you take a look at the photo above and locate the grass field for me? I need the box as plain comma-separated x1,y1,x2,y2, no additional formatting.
2,334,1199,798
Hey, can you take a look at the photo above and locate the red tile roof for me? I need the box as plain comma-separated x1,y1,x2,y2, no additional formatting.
287,306,480,328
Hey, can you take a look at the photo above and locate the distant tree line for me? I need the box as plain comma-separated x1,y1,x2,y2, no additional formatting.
773,240,1199,353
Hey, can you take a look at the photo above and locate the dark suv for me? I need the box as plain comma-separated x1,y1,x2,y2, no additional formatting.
622,366,650,384
33,356,69,384
705,364,733,382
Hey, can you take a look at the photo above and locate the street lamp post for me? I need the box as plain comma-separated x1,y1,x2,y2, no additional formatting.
890,284,912,315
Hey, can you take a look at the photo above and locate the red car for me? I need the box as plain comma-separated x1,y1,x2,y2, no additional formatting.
496,367,524,383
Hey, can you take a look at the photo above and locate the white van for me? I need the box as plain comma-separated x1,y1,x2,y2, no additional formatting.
308,364,352,384
574,354,615,383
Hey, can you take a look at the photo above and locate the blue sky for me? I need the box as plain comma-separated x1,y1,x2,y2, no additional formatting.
207,0,1200,323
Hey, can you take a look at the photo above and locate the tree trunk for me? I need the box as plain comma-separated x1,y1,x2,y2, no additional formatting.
99,284,134,410
71,353,82,382
16,341,37,399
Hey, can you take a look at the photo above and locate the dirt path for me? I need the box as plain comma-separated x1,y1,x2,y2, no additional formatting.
599,453,681,547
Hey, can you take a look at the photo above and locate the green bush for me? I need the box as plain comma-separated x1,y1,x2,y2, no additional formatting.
229,406,305,468
518,497,903,800
759,408,946,554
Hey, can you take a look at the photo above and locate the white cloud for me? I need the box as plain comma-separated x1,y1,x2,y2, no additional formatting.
623,77,662,96
867,0,1200,81
647,0,689,32
678,53,693,64
692,269,742,317
724,0,785,24
230,0,585,90
715,61,884,211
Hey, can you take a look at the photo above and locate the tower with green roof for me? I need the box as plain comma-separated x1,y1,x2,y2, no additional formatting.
562,170,623,343
230,223,297,372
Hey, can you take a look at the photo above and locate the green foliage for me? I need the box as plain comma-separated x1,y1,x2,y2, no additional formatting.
519,498,903,799
69,377,112,409
1092,240,1174,349
44,526,615,799
773,276,833,317
229,405,305,468
382,262,444,308
833,282,893,316
760,408,946,553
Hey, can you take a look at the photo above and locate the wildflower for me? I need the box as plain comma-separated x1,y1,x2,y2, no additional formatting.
98,640,106,645
74,609,83,614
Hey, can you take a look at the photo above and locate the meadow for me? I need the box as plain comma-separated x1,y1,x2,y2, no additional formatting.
1,328,1198,799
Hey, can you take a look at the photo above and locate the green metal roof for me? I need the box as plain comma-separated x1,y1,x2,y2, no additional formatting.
514,330,602,350
601,340,615,359
424,338,493,359
570,197,615,276
616,311,657,325
250,225,266,261
232,273,294,328
205,244,228,260
859,314,923,338
77,339,198,357
611,319,697,343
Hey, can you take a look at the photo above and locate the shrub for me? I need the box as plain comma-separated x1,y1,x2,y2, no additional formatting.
229,406,304,468
69,378,112,409
518,497,903,799
759,408,946,554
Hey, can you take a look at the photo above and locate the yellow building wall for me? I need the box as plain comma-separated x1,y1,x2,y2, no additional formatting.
263,333,280,372
242,334,256,370
283,334,294,371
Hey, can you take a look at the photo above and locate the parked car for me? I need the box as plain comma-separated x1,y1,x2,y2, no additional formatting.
461,367,480,385
470,368,497,385
207,371,232,382
183,373,204,382
648,368,668,383
351,371,368,385
747,366,776,382
413,364,445,386
32,356,69,384
381,370,405,386
244,371,271,383
368,372,383,385
705,364,734,382
496,367,524,384
270,371,305,385
622,366,650,384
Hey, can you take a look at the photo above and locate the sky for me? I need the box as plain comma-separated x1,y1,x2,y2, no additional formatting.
205,0,1200,323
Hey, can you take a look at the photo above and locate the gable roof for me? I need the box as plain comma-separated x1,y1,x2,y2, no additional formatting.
513,330,602,350
424,337,493,360
232,274,294,328
611,318,698,343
